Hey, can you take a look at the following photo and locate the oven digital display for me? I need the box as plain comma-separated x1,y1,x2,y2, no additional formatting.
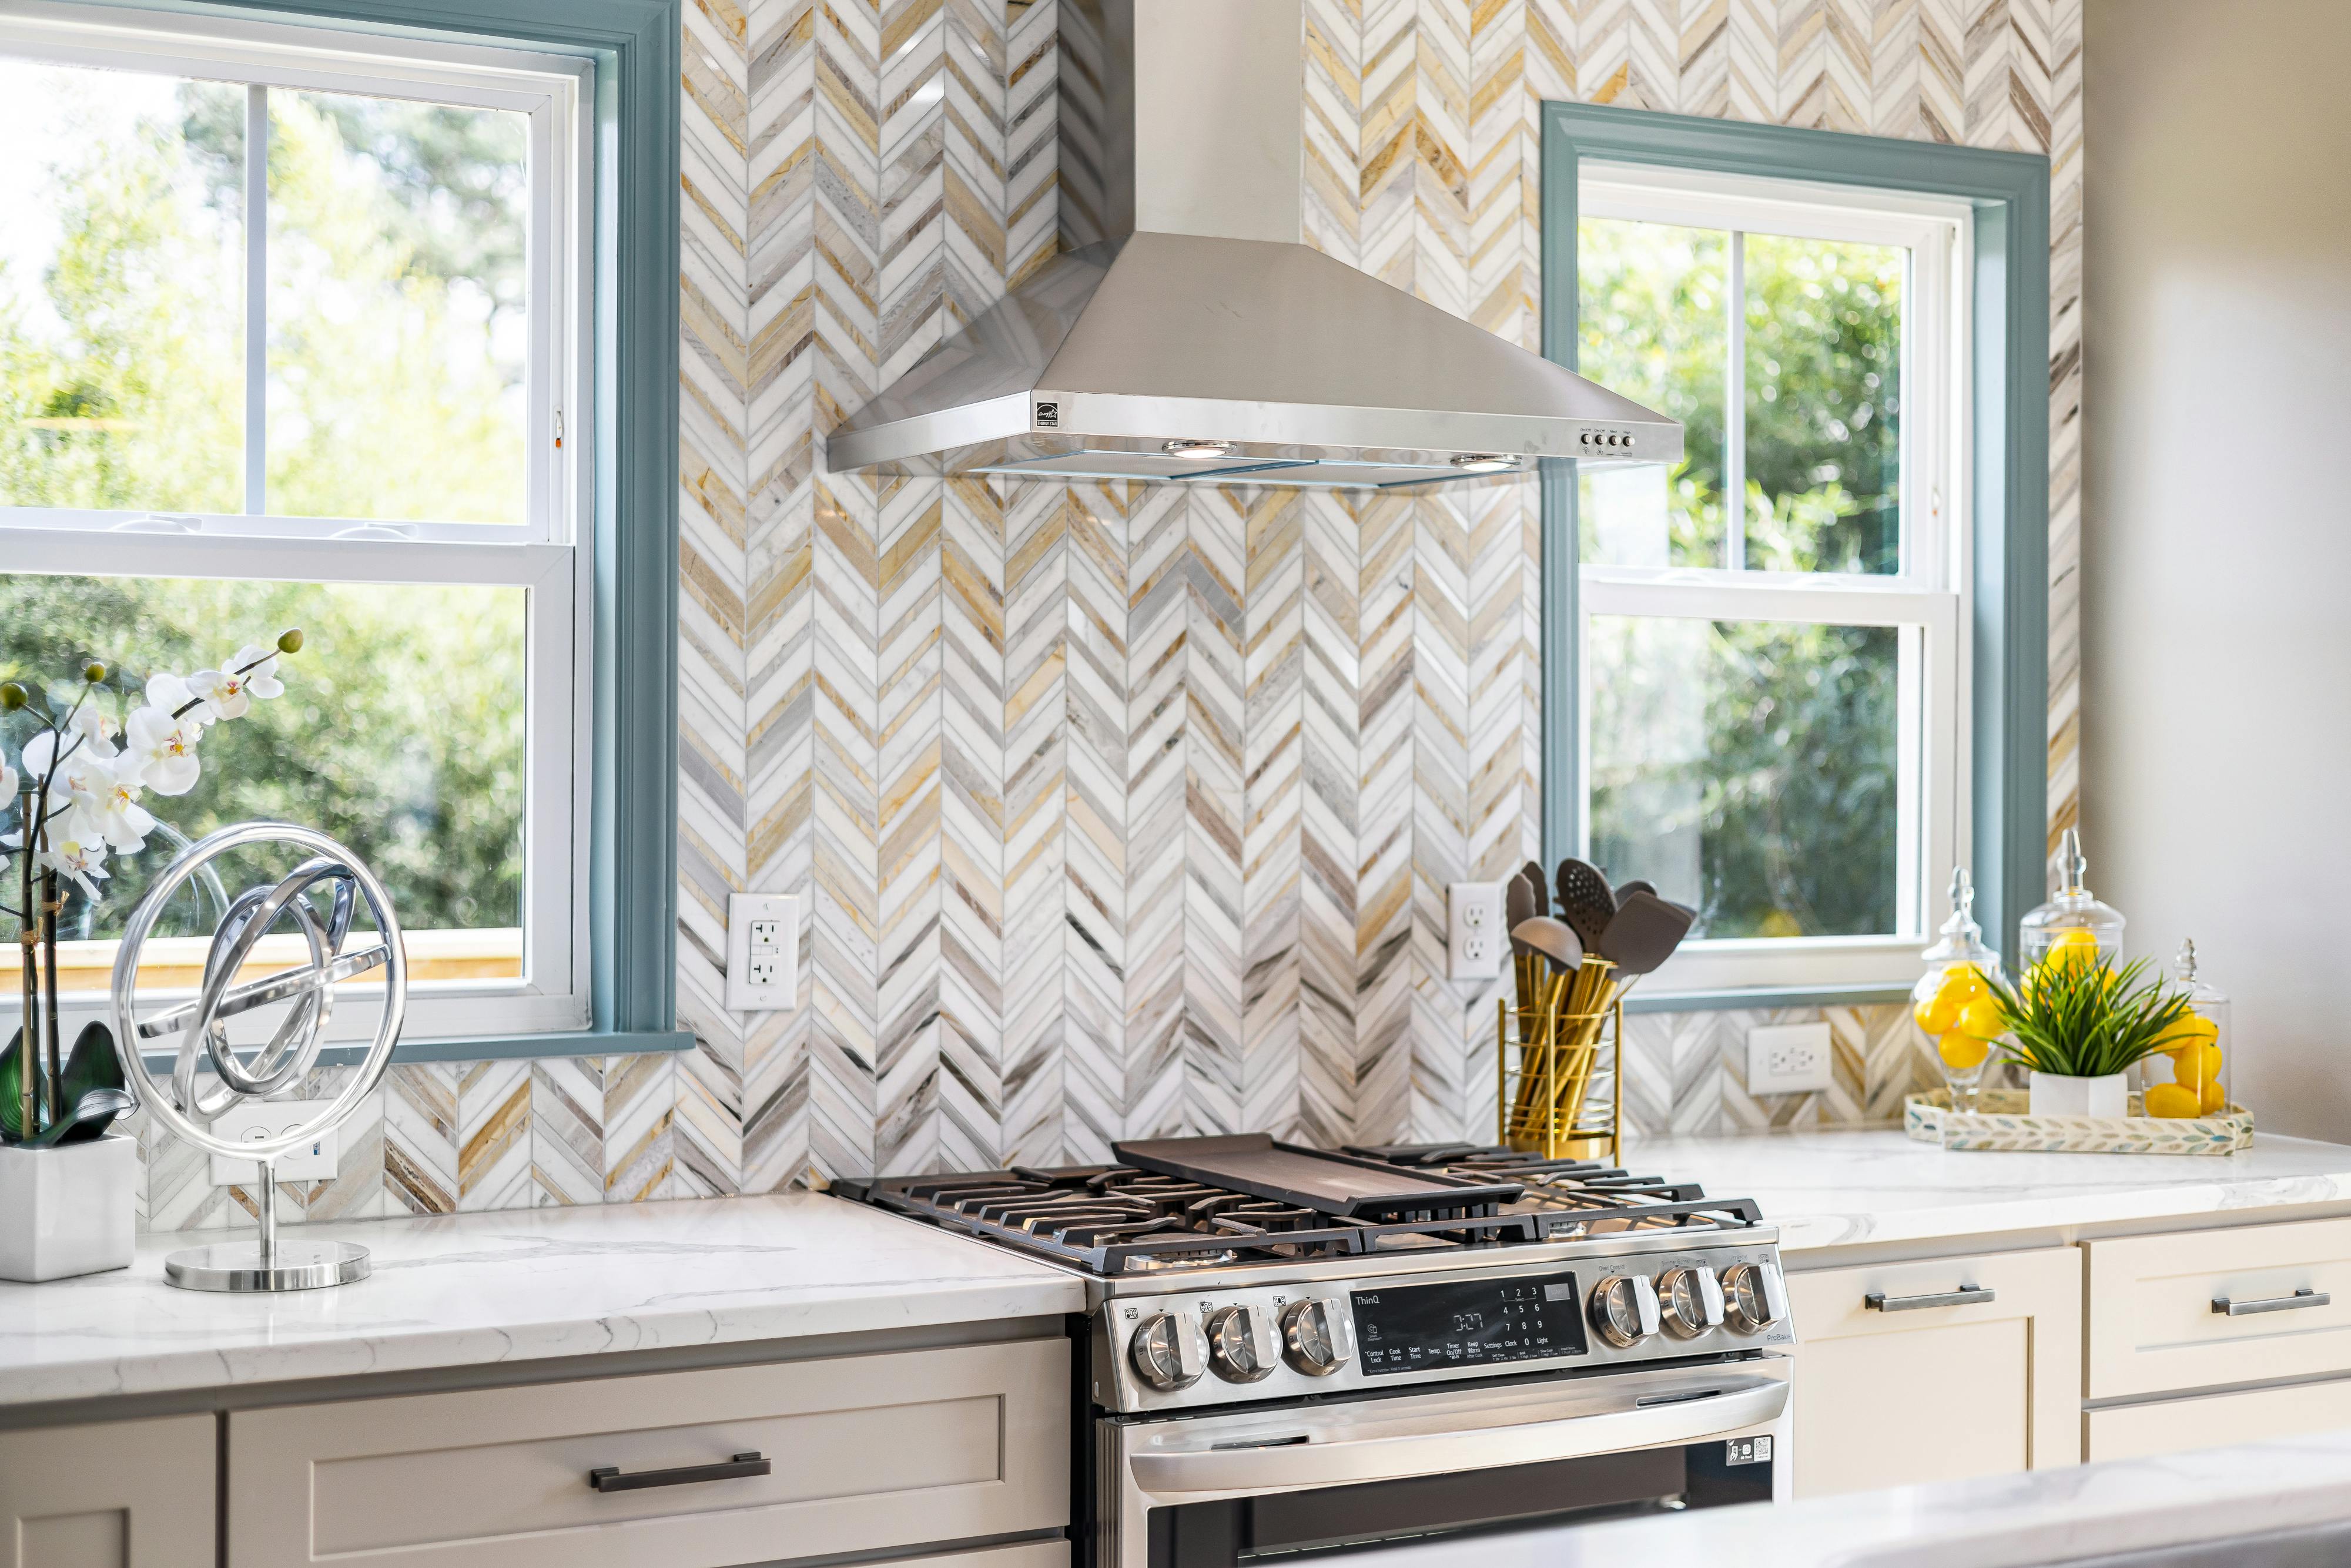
1350,1274,1588,1375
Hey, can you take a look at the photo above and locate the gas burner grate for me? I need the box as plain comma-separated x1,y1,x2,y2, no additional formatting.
839,1149,1766,1276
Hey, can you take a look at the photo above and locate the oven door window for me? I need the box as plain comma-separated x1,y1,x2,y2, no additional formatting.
1145,1439,1771,1566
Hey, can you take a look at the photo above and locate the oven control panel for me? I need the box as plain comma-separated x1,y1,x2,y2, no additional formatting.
1093,1244,1794,1413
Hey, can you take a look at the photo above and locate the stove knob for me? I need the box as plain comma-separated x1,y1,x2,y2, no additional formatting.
1205,1305,1278,1383
1722,1262,1790,1334
1280,1299,1355,1377
1129,1311,1207,1391
1657,1266,1726,1339
1589,1274,1662,1348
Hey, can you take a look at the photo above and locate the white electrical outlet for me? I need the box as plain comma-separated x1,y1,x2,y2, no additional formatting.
1446,882,1506,981
207,1101,339,1185
725,892,799,1012
1746,1022,1834,1094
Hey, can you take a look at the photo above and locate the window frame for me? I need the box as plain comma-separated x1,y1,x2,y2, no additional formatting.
1540,102,2052,1009
1573,166,1971,993
1,0,685,1064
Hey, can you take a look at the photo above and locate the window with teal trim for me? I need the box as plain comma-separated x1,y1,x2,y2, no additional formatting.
0,6,614,1049
1543,105,2051,999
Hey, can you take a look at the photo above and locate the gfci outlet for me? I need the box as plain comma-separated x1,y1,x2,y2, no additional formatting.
207,1101,339,1185
1446,882,1506,981
725,892,800,1012
1747,1022,1834,1094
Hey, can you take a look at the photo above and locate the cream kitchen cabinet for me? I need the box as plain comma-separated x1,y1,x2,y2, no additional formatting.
1787,1245,2082,1498
229,1336,1069,1568
0,1415,216,1568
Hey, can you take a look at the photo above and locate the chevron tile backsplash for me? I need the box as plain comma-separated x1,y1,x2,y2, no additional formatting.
134,0,2084,1228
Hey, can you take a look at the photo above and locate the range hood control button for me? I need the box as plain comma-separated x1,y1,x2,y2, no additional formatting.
1589,1274,1662,1348
1205,1305,1278,1383
1130,1311,1207,1391
1723,1262,1790,1334
1280,1299,1354,1376
1657,1265,1726,1338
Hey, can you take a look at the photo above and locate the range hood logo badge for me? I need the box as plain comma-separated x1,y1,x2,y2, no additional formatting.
1035,401,1059,428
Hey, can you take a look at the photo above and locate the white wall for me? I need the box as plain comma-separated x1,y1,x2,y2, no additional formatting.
2085,0,2351,1138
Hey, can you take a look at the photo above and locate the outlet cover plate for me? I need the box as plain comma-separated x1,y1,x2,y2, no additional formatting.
1446,882,1506,981
1747,1022,1833,1095
725,892,799,1012
207,1101,339,1185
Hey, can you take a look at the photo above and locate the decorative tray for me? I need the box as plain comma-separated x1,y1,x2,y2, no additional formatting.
1904,1089,2255,1155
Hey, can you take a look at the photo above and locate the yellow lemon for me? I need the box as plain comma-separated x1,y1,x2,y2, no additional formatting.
1938,1035,1990,1070
2201,1080,2228,1114
2163,1014,2219,1053
2171,1043,2223,1087
1956,997,2005,1040
2143,1083,2200,1119
1937,964,1988,1004
2042,929,2100,972
1914,996,1958,1034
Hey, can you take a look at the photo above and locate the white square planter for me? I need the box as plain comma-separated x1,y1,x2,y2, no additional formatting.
2028,1070,2129,1120
0,1133,136,1282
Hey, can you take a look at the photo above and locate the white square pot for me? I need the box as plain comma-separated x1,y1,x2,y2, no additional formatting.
0,1133,137,1282
2028,1070,2129,1120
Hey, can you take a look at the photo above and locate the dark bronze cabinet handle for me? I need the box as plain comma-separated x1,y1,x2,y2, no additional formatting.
588,1451,771,1493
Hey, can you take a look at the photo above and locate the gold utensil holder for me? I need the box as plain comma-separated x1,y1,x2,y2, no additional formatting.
1498,957,1623,1163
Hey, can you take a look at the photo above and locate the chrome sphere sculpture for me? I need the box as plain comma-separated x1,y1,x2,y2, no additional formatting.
109,822,406,1292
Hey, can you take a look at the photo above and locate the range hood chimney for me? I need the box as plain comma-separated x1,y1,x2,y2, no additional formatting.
824,0,1682,489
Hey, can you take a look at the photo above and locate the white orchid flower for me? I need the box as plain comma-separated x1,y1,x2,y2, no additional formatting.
65,699,121,759
38,832,108,901
19,726,107,805
126,704,203,796
187,644,282,721
76,751,155,852
0,751,16,808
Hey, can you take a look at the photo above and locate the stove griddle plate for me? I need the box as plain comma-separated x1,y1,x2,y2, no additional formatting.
1111,1134,1526,1218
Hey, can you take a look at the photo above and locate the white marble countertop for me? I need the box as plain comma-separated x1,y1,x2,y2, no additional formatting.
1354,1427,2351,1567
0,1193,1084,1408
1625,1127,2351,1255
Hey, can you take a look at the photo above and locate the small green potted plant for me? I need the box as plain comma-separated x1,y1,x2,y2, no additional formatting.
1990,950,2198,1120
0,633,298,1282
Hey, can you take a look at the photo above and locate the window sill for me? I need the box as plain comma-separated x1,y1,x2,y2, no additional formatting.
1622,982,1914,1014
134,1029,696,1074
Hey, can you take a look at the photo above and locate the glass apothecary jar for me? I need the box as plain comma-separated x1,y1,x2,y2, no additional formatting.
1912,869,2007,1111
2018,827,2126,973
2145,939,2231,1118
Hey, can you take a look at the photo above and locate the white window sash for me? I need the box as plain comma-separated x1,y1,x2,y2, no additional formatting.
0,5,594,1041
1576,167,1975,996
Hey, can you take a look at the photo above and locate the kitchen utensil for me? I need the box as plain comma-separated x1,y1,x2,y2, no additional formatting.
1612,879,1656,906
1511,917,1583,974
1595,891,1696,978
17,1088,133,1150
1552,858,1616,949
1110,1134,1526,1218
1505,874,1538,1009
1521,860,1550,919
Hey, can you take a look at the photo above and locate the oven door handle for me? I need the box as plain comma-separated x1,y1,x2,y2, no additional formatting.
1127,1378,1787,1495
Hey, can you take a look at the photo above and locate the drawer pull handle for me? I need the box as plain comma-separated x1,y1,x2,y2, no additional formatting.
588,1452,771,1493
2212,1288,2330,1318
1864,1285,1997,1312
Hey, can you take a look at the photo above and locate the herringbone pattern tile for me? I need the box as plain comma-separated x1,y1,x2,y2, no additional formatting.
136,0,2084,1228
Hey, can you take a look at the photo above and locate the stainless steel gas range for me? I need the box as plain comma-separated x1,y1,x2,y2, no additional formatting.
838,1136,1794,1567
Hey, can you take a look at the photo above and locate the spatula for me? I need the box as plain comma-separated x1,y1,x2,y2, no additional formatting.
1511,916,1583,974
1596,891,1697,979
1521,860,1550,919
1612,878,1656,907
1552,858,1617,949
1505,873,1538,1009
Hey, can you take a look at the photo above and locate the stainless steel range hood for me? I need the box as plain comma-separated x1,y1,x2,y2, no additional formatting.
825,0,1682,489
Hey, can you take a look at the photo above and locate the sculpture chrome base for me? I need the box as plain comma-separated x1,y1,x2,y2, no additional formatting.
163,1237,370,1292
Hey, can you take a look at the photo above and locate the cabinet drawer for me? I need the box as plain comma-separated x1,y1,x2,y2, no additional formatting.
1787,1245,2081,1497
229,1336,1069,1568
2086,1217,2351,1398
0,1415,215,1568
2087,1378,2351,1462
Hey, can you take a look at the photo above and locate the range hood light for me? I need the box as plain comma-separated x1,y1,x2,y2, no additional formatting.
1449,453,1521,473
1163,438,1238,460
